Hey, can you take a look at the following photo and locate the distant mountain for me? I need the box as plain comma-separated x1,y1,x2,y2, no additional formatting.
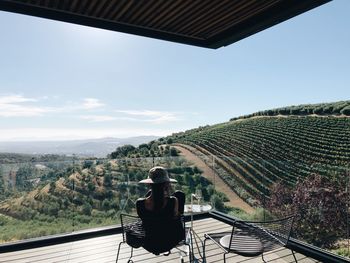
0,136,159,158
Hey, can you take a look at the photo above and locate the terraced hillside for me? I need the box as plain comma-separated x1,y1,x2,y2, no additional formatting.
172,116,350,202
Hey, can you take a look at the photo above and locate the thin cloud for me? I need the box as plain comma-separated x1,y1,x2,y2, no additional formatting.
0,95,55,117
80,115,117,122
0,95,107,117
115,110,180,123
0,95,37,104
81,98,105,109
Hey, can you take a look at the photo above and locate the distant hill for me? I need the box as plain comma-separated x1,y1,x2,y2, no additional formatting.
0,136,159,158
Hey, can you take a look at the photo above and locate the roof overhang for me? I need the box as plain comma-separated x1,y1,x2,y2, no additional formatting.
0,0,332,49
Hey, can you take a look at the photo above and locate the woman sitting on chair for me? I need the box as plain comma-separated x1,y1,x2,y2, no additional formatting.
136,166,185,255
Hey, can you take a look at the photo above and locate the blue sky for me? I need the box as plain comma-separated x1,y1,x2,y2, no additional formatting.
0,1,349,141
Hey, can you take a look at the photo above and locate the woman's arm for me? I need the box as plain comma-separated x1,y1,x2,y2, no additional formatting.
136,198,145,218
173,197,180,217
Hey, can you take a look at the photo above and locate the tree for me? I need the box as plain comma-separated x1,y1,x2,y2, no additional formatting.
267,173,348,248
102,199,111,211
109,145,136,158
0,166,5,195
340,105,350,115
15,165,34,190
87,182,96,192
211,194,225,212
139,143,149,150
82,203,92,216
47,203,59,216
193,166,201,174
104,173,112,188
83,160,94,169
169,147,178,156
49,182,56,193
266,181,293,217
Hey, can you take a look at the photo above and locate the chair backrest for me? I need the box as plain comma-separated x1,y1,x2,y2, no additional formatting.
120,213,186,253
231,215,295,252
120,213,145,247
141,214,186,233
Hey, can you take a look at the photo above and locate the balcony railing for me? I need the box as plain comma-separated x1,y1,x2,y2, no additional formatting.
0,154,349,261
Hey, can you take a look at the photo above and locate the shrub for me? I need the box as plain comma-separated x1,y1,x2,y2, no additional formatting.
267,174,348,248
82,203,92,216
210,194,225,212
169,147,178,156
340,106,350,116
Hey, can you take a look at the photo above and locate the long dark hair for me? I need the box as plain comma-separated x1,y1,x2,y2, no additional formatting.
151,182,167,211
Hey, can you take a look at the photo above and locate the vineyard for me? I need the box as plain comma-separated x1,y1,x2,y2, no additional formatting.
172,116,350,202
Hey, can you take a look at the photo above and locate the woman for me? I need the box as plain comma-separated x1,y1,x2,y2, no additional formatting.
136,166,185,255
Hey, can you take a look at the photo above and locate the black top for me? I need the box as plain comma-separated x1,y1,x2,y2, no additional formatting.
137,196,176,218
136,197,184,254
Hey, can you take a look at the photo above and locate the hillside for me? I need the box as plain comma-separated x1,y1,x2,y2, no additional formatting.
170,115,350,203
0,144,221,242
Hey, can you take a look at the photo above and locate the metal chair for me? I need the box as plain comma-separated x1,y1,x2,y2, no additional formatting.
203,215,297,262
116,213,194,263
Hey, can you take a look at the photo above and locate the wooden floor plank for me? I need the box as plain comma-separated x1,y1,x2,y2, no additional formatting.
0,218,316,263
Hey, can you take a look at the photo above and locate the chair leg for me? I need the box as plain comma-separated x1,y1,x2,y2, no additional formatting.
202,238,208,263
186,243,192,263
127,247,134,263
116,241,123,263
190,231,195,263
223,252,228,263
291,249,298,262
262,253,267,263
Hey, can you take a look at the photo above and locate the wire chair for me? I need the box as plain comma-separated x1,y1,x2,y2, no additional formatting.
116,213,194,263
203,215,297,263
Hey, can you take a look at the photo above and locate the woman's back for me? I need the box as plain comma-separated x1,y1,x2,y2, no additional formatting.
136,196,184,254
137,196,176,218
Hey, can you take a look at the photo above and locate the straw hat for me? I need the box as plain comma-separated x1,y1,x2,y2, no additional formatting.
139,166,177,184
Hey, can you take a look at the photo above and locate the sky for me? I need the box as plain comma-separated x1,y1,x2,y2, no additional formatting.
0,1,349,141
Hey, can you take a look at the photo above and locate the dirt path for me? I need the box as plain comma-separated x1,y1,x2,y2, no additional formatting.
174,144,254,214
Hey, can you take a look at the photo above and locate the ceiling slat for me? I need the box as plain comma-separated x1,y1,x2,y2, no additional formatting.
146,0,179,28
174,0,232,36
203,0,279,39
111,0,135,22
191,0,265,37
127,0,156,25
0,0,332,48
158,0,201,31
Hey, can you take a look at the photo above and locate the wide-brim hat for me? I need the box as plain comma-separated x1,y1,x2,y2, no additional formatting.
139,166,177,184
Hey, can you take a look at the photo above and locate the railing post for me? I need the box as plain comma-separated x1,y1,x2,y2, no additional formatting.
72,154,76,231
347,169,350,256
261,143,266,222
212,154,215,193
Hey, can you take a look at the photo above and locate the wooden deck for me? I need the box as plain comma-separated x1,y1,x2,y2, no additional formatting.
0,218,319,263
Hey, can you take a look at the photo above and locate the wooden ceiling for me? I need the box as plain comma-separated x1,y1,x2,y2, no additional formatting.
0,0,331,49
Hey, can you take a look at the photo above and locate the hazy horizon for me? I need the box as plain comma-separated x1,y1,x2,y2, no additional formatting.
0,135,159,142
